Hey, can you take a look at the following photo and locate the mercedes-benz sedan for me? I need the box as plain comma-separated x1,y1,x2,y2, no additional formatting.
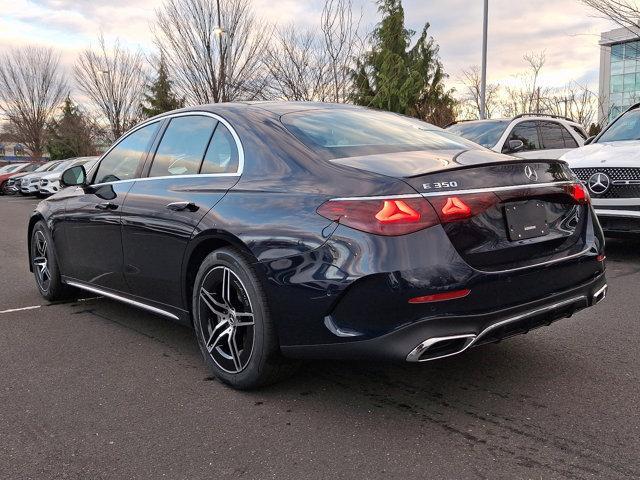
29,102,607,389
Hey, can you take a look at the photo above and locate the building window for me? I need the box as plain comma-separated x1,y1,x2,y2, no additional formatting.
609,41,640,121
0,145,5,157
14,145,25,156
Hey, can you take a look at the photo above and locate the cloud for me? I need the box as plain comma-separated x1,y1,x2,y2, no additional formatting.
0,0,617,98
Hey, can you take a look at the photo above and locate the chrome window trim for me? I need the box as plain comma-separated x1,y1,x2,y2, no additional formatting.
90,111,245,187
65,280,180,320
330,181,575,202
594,209,640,218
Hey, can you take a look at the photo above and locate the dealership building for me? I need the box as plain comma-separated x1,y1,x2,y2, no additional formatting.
599,26,640,123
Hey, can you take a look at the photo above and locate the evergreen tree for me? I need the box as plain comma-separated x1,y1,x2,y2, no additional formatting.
46,97,99,160
351,0,456,126
141,56,184,118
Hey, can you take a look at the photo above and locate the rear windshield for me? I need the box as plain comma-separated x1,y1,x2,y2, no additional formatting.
598,109,640,143
282,109,482,159
447,120,510,148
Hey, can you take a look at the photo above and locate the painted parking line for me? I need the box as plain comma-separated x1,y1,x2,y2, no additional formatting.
0,305,41,314
0,296,103,315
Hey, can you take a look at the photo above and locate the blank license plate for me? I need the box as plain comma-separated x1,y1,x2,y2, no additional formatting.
504,201,549,241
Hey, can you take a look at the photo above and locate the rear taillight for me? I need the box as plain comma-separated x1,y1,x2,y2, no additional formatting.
317,197,439,236
566,183,590,204
428,192,500,224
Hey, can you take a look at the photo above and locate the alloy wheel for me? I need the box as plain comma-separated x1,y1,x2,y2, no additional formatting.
33,230,51,292
198,266,255,373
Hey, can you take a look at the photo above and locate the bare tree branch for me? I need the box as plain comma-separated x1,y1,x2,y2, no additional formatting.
321,0,363,103
75,35,147,141
458,65,500,119
0,46,67,157
581,0,640,37
153,0,271,104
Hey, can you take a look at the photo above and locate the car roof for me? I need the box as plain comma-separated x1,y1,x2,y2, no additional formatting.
450,116,583,128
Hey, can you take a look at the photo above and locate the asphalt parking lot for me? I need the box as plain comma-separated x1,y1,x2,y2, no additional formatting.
1,195,639,480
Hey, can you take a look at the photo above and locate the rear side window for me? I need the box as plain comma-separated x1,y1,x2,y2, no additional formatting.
539,122,567,149
94,122,159,184
201,124,239,174
149,116,218,177
507,121,541,151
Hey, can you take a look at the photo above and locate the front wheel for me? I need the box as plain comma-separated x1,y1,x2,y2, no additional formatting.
31,221,73,301
192,247,294,389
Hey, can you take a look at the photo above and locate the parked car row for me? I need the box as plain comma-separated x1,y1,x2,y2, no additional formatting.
447,106,640,235
1,157,98,196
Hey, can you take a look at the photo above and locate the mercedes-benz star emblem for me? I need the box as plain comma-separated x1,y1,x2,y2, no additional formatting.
587,172,611,195
524,165,539,182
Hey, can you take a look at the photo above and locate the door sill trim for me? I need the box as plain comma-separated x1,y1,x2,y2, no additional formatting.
64,280,180,320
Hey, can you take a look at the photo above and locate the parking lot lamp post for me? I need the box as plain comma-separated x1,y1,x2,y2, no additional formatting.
480,0,488,119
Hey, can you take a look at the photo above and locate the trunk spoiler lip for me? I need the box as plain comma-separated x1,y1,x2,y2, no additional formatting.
404,154,569,179
329,180,576,202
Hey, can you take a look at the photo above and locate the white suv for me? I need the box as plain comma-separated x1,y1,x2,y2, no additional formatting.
447,114,587,159
561,103,640,235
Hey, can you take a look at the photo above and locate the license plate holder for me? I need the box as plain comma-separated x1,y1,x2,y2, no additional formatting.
504,201,549,241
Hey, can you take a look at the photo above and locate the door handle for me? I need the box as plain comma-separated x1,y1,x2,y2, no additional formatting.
95,202,118,210
166,201,199,212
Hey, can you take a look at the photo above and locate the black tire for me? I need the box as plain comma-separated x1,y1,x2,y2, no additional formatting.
30,221,73,301
192,247,295,389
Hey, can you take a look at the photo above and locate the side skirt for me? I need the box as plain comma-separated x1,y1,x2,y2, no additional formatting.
62,277,190,325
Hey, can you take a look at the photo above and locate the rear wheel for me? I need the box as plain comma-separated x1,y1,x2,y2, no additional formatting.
192,247,294,389
31,221,72,301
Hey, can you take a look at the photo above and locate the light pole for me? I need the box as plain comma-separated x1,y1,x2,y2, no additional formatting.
215,0,225,102
480,0,488,119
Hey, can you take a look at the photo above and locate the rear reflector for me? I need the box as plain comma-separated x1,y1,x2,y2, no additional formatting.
408,289,471,304
597,254,606,262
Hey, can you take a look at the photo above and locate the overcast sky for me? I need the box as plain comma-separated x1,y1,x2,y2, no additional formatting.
0,0,615,95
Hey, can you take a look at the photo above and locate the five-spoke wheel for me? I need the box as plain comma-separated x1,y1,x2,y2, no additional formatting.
192,247,294,389
33,230,51,293
199,266,255,373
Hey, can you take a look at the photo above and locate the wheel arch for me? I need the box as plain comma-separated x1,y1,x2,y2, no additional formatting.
182,230,261,321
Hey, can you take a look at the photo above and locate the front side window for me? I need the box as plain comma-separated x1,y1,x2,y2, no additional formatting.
598,109,640,143
94,122,159,184
149,116,218,177
201,124,240,174
507,121,541,151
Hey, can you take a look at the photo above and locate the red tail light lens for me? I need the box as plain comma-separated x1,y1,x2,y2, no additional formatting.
567,183,590,204
428,193,500,224
317,197,439,236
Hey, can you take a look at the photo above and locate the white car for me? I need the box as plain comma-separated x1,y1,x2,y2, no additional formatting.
561,103,640,235
38,156,99,196
447,114,587,159
19,160,65,195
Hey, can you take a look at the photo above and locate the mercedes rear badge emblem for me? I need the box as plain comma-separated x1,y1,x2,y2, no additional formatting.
524,165,539,182
587,172,611,195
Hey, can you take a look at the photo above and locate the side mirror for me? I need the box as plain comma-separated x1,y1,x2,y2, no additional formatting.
584,135,596,145
60,165,87,187
505,139,525,154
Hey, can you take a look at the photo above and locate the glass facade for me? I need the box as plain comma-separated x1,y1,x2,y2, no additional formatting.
609,41,640,120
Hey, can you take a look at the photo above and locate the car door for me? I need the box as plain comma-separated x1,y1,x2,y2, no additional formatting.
59,121,161,292
503,121,542,158
120,114,241,309
532,120,580,159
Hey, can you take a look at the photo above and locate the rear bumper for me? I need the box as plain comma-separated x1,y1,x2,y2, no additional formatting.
594,208,640,234
281,272,607,361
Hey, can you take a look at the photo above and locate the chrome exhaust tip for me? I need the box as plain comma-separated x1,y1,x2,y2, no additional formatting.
593,284,608,305
406,334,476,363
